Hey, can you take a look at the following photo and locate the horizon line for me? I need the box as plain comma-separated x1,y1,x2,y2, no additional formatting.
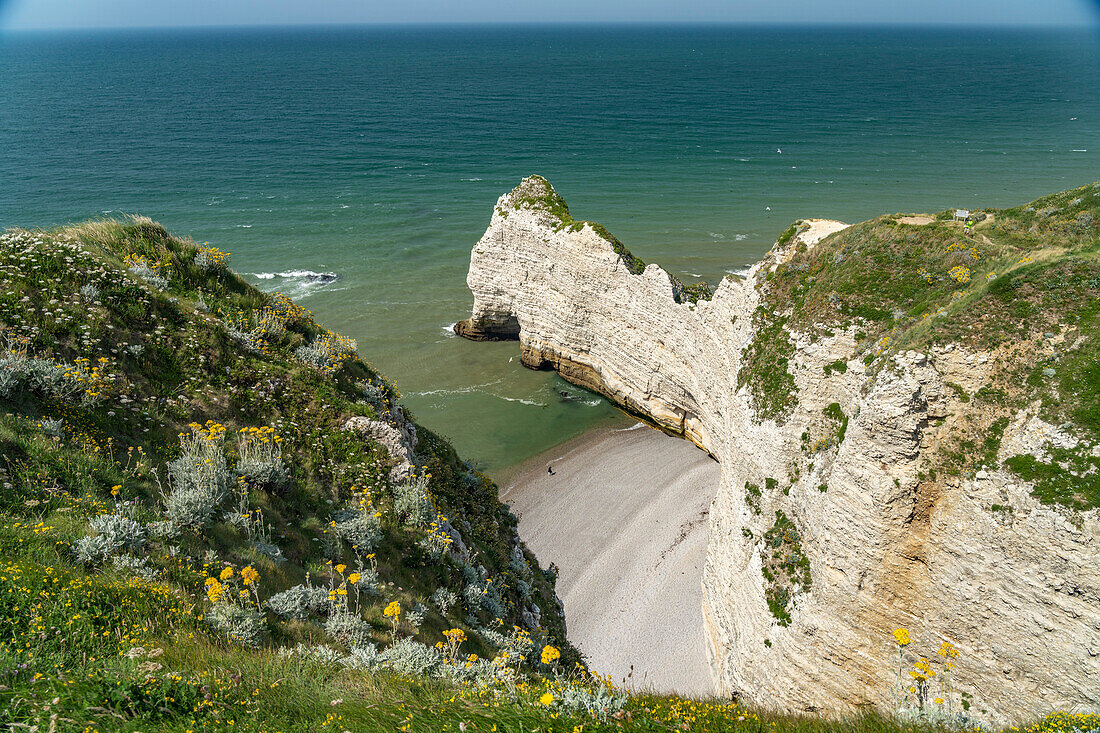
2,19,1095,33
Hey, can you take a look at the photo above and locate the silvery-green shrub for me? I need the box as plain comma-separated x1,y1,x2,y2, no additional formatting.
206,604,266,648
130,263,169,290
89,513,145,552
351,567,382,597
0,353,77,400
324,612,374,649
80,283,100,302
556,683,627,721
358,379,389,407
332,510,383,552
111,554,158,582
430,587,458,614
253,540,285,563
147,520,178,541
393,476,434,527
405,602,427,628
341,643,384,672
73,534,120,565
165,443,232,528
417,533,449,560
381,638,443,677
294,342,330,370
266,584,328,619
40,418,64,438
277,643,342,666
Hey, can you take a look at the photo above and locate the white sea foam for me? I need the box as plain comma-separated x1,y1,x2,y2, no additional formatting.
250,270,341,299
616,422,646,431
441,322,458,337
725,265,754,278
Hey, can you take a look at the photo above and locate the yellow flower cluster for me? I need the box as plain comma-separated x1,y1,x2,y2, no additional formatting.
195,243,230,269
64,356,113,401
893,628,911,646
383,600,402,618
183,420,227,443
541,645,561,665
948,265,971,284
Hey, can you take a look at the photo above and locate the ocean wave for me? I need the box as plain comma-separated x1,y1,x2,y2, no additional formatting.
441,322,458,338
725,265,754,278
249,270,341,299
495,395,547,406
616,422,646,431
461,177,483,181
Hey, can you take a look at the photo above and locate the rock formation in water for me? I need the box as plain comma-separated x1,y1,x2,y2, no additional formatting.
457,175,1100,722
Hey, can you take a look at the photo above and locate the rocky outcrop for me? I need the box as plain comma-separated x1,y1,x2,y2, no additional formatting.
457,176,1099,722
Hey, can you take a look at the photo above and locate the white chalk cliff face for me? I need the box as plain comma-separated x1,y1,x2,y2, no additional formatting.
457,176,1099,722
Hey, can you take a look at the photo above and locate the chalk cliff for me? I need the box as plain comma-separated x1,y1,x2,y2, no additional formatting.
457,176,1100,722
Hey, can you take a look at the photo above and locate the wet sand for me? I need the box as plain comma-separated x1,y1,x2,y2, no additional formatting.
498,424,721,696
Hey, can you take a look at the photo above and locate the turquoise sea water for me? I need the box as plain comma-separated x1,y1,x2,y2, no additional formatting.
2,26,1098,472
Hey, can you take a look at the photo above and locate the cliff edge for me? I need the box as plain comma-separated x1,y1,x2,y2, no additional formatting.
457,176,1100,722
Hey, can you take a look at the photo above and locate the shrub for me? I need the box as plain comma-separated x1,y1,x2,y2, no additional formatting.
406,602,428,628
73,533,121,565
431,587,458,615
74,512,146,565
332,509,383,553
80,283,100,302
125,253,170,290
266,584,329,619
165,422,232,528
111,554,158,582
205,604,266,648
236,426,288,490
0,349,78,400
393,476,434,527
194,245,230,272
88,513,146,552
295,331,357,373
341,643,384,671
324,612,375,648
382,638,444,677
352,567,383,597
277,643,342,666
556,682,628,721
39,417,64,437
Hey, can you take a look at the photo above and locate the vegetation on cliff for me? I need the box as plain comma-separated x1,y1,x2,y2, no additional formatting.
508,175,648,275
745,183,1100,510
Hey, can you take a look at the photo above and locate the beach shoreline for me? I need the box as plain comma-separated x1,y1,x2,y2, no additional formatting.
496,423,721,697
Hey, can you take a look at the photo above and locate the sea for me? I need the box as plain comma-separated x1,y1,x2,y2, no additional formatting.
2,25,1098,473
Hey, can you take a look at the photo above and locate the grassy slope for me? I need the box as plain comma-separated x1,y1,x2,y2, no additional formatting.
743,183,1100,511
0,216,1094,732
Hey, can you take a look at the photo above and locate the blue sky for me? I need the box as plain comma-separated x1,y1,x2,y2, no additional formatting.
1,0,1097,30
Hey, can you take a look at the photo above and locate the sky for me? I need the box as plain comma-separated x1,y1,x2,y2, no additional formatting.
1,0,1098,30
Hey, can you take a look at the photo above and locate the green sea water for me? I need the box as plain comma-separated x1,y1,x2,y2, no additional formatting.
2,25,1098,472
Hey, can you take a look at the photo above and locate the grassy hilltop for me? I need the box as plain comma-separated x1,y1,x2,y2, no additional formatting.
741,183,1100,512
0,213,1096,732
